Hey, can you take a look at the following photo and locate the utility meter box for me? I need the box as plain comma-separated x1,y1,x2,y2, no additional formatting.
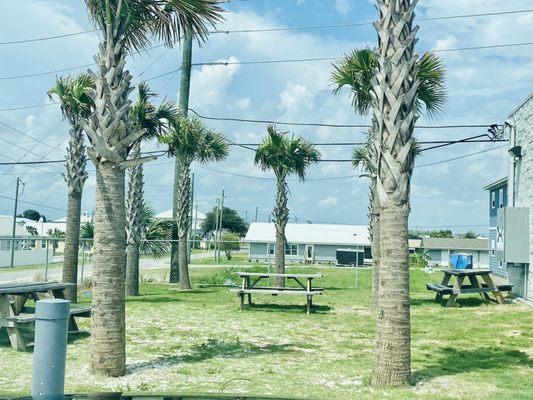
496,207,529,264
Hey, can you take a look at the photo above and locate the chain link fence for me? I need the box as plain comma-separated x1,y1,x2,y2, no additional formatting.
0,237,250,284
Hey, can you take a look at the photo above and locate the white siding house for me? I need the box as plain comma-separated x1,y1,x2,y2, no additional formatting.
245,222,370,264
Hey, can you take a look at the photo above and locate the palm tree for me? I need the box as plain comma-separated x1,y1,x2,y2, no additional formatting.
332,49,446,310
81,0,223,377
138,202,175,258
160,117,229,290
126,82,176,296
48,74,95,303
254,125,321,286
370,0,431,385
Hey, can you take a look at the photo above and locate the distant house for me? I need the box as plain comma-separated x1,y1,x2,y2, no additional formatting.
0,215,48,268
244,222,370,265
155,209,206,235
419,237,490,269
483,177,508,276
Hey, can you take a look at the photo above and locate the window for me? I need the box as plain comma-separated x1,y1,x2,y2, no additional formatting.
285,244,298,256
268,244,274,255
490,239,495,257
499,188,504,208
491,191,496,209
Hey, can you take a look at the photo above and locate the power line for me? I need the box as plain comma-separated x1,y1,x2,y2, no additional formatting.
198,166,357,182
0,194,67,212
0,120,58,150
415,144,507,168
191,41,533,67
189,109,499,129
3,9,531,44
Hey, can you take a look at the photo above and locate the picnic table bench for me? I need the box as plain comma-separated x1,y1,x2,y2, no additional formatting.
230,272,324,314
0,281,91,351
426,269,512,307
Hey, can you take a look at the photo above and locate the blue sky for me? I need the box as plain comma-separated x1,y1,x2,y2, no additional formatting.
0,0,532,234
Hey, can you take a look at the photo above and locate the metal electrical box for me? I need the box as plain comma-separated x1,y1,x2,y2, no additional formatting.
496,207,529,264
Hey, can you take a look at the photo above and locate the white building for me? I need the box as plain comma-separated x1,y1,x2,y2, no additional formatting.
245,222,370,265
155,209,206,234
505,93,533,301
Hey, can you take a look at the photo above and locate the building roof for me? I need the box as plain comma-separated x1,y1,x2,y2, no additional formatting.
155,209,206,220
53,213,92,223
508,92,533,118
483,177,508,191
0,216,31,237
245,222,370,246
420,237,488,251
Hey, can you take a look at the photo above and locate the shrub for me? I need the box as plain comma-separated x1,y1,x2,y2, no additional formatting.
219,233,241,260
409,251,430,269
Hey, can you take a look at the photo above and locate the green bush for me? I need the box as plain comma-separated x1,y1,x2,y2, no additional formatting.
219,233,241,260
409,251,430,269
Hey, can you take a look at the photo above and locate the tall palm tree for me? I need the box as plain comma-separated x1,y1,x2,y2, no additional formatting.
81,0,223,377
254,125,321,286
370,0,424,385
48,74,95,303
126,82,176,296
332,49,446,309
160,117,229,290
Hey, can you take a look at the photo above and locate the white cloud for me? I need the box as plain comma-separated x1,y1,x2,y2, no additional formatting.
189,56,241,109
318,196,338,208
279,81,315,116
335,0,353,17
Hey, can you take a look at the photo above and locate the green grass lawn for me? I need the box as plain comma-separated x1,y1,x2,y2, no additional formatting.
0,267,532,399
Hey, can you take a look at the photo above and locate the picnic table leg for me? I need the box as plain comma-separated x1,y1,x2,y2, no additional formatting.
306,295,312,314
247,293,252,306
239,293,244,311
0,294,27,351
51,289,79,331
436,273,451,302
446,276,464,307
481,274,506,304
468,275,489,301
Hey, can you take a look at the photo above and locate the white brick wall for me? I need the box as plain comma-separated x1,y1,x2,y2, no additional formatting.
509,94,533,300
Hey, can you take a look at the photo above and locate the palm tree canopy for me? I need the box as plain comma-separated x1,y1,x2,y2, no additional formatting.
84,0,224,52
130,82,177,144
254,125,321,182
331,50,447,118
160,117,229,165
48,74,95,122
138,202,174,258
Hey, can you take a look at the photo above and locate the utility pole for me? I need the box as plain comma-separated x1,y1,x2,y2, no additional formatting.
170,25,193,283
255,206,258,222
10,177,21,268
213,198,220,261
187,173,195,262
217,189,225,262
244,210,248,223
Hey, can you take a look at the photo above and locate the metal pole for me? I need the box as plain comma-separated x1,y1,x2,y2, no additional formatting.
80,244,85,283
10,177,20,269
188,173,194,262
32,298,70,400
44,239,49,282
214,199,220,262
169,24,193,283
218,189,225,262
354,265,358,289
255,206,258,222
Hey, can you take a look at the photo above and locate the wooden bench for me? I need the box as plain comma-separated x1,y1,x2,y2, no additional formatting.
2,306,91,328
231,272,324,314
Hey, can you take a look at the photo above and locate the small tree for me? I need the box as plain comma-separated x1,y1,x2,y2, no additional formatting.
429,229,453,238
22,209,44,221
47,228,66,254
201,206,248,236
220,233,240,260
26,226,38,236
463,231,477,239
409,251,430,269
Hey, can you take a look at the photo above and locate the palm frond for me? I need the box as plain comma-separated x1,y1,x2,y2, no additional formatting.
417,51,447,119
254,125,321,181
352,143,373,172
48,74,95,121
330,48,376,116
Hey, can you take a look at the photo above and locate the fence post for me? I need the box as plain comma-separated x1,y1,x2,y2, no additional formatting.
44,239,50,282
32,298,70,400
80,242,85,283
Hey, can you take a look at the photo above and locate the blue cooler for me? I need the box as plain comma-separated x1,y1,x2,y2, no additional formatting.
450,253,473,269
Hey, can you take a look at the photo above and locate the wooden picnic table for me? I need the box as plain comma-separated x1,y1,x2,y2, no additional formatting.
231,272,324,314
0,281,91,351
426,269,512,307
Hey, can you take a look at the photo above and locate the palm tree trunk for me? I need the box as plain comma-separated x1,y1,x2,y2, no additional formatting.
62,123,87,303
177,161,192,290
91,161,126,377
273,174,289,287
63,192,82,303
370,180,380,309
126,143,143,297
371,0,419,386
126,242,139,296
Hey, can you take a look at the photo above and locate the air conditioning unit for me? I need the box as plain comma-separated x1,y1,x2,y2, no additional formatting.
496,207,529,264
